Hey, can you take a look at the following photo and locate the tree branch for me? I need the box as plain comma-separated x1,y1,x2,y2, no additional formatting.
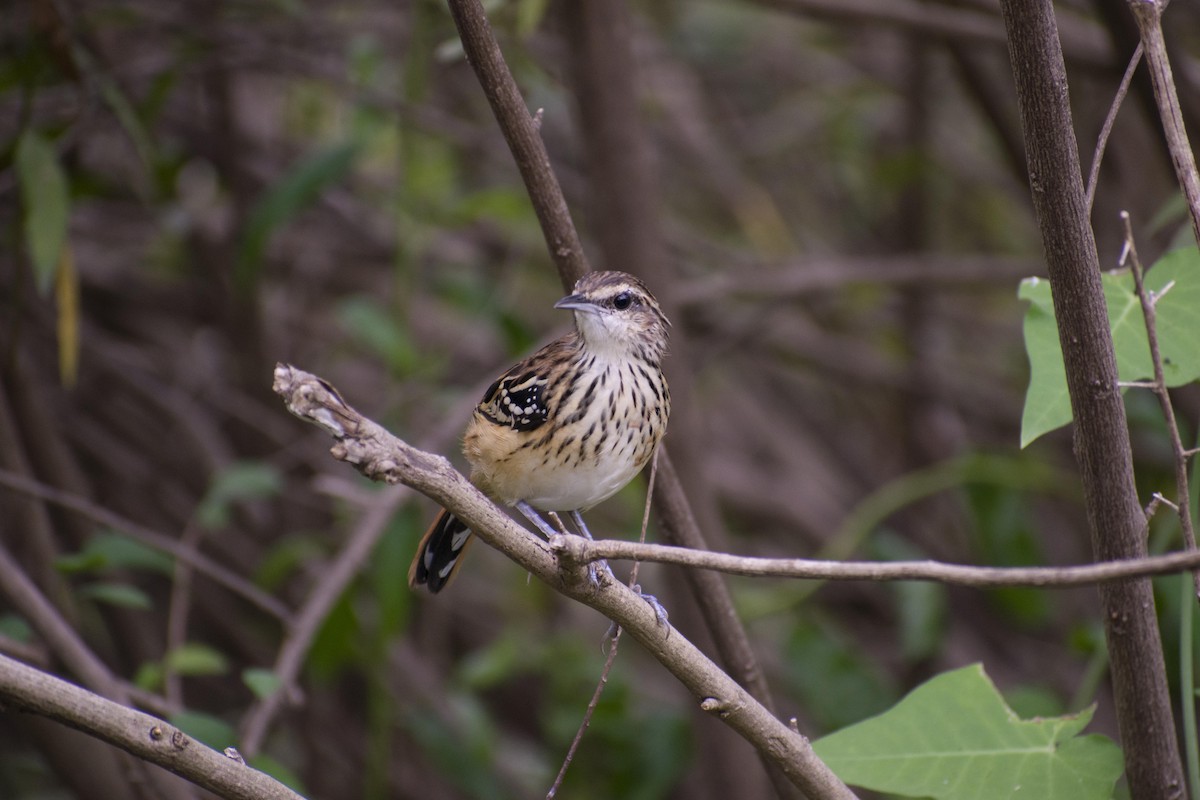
1125,0,1200,248
0,654,305,800
1120,212,1199,597
552,536,1200,588
272,364,857,800
445,6,793,796
998,1,1184,795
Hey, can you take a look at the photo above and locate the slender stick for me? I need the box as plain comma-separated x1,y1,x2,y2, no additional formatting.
1085,44,1142,215
546,627,622,799
1119,212,1199,598
0,470,291,622
552,536,1200,588
1125,0,1200,248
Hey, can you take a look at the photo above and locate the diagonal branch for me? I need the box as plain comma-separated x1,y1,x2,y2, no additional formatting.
272,363,857,800
0,654,305,800
1125,0,1200,248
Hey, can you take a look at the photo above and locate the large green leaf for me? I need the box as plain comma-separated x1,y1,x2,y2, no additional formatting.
813,664,1122,800
1019,246,1200,446
15,130,70,293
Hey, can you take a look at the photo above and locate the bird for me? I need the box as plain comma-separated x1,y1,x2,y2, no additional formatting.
408,270,671,593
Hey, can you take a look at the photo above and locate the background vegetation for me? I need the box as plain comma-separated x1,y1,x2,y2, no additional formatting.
2,0,1199,797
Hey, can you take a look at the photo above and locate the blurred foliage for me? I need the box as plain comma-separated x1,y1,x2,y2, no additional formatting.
2,0,1199,798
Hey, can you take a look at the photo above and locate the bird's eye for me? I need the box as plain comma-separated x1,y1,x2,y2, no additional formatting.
613,291,633,310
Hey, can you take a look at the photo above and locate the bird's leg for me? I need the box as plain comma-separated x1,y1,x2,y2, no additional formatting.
567,510,613,589
566,510,596,541
516,500,565,539
569,512,667,626
518,501,602,588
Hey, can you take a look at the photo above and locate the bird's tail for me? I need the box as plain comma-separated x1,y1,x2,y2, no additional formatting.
408,508,474,593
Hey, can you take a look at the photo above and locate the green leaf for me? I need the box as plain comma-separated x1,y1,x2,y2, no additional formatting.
165,643,229,677
813,664,1123,799
307,589,360,681
0,614,33,643
134,661,164,692
58,531,174,576
1019,247,1200,446
237,141,360,292
242,667,283,701
15,130,70,293
78,582,153,610
197,461,283,529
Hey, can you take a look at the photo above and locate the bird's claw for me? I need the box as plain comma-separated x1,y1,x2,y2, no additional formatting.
631,584,669,627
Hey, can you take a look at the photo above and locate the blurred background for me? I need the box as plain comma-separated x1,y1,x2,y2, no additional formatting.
2,0,1199,798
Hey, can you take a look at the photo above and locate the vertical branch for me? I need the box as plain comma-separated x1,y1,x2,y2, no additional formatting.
559,4,796,798
997,1,1184,797
444,2,852,796
1125,1,1200,248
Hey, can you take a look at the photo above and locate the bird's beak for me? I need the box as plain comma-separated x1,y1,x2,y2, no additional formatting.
554,293,600,313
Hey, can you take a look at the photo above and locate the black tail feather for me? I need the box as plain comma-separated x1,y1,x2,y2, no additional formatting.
408,508,474,593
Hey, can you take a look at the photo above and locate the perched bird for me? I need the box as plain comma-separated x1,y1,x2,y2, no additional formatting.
409,271,671,593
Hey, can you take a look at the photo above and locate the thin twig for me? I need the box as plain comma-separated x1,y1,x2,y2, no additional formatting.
1120,211,1199,599
555,536,1200,588
164,519,204,710
546,448,661,798
1126,0,1200,247
1085,43,1142,215
546,627,622,799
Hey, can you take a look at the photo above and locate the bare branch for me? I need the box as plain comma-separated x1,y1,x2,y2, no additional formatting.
444,4,795,796
999,0,1184,793
1119,212,1199,598
1086,45,1142,215
1126,0,1200,247
552,537,1200,588
0,654,306,800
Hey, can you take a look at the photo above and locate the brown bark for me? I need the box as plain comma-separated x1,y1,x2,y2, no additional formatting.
997,2,1185,797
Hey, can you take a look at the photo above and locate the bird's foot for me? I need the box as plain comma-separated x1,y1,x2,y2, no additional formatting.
631,584,669,627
